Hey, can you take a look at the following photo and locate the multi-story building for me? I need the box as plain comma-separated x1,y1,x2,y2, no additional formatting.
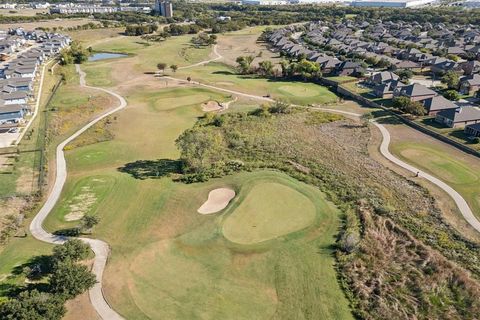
154,0,173,18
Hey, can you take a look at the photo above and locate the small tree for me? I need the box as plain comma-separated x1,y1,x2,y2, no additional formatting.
49,261,96,299
157,63,167,74
443,90,460,101
52,239,90,264
441,70,460,90
80,215,99,233
258,60,274,77
170,64,178,73
396,69,413,82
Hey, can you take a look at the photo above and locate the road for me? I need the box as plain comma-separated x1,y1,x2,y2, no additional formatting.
29,64,126,320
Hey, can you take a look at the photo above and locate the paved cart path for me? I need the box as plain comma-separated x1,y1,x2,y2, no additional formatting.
30,64,126,320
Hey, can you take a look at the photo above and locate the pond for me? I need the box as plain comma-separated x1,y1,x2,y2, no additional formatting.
88,52,128,62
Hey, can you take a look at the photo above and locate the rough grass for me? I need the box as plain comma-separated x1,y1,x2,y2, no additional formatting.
222,181,316,245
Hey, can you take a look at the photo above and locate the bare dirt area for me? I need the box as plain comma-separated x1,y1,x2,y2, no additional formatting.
0,18,99,31
15,167,36,195
197,188,236,214
201,100,222,112
216,27,282,68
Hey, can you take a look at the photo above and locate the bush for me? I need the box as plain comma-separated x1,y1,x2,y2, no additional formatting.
443,90,460,101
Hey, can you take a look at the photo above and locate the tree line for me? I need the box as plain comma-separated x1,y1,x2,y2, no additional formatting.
0,239,97,319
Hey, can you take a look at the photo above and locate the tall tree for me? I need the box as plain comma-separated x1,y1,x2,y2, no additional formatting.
49,261,96,299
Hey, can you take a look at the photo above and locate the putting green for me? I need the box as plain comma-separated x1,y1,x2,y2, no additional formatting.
278,85,319,97
222,182,316,245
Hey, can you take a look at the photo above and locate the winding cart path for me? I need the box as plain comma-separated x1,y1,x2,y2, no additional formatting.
29,64,126,320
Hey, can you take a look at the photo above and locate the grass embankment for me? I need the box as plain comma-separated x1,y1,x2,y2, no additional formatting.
391,142,480,218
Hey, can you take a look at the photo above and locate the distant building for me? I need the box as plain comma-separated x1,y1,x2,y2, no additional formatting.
154,0,173,18
351,0,436,7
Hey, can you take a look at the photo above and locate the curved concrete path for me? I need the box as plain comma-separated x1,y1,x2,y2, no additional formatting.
311,106,480,233
178,44,222,70
30,64,126,320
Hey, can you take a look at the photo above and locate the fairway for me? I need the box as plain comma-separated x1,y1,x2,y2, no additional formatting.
391,142,480,218
223,182,316,244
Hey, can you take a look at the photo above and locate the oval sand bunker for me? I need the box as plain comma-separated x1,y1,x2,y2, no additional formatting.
198,188,236,214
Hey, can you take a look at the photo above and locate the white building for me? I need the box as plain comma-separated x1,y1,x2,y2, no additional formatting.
242,0,289,4
351,0,436,6
462,0,480,7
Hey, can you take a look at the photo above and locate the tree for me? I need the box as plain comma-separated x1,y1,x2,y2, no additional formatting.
235,55,255,75
376,58,392,69
258,60,274,77
176,128,225,173
80,215,99,233
269,99,291,114
294,59,321,81
393,96,426,115
52,239,90,264
170,64,178,73
49,261,96,299
279,60,290,78
441,70,460,90
396,69,413,82
403,100,426,116
443,89,460,101
157,63,167,74
0,290,65,320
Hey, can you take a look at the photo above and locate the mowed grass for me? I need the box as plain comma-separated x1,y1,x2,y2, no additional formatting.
223,182,316,244
91,35,212,72
177,62,339,105
103,171,352,320
42,82,352,319
391,142,480,218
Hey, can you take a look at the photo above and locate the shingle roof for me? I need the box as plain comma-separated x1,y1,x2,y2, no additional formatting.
438,107,480,123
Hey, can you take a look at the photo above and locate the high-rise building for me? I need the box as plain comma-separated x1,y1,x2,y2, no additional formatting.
154,0,173,17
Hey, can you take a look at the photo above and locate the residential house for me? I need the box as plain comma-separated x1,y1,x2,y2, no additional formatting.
395,83,437,102
461,60,480,75
374,79,406,99
0,91,28,105
368,71,399,85
459,74,480,95
422,95,457,115
0,104,28,124
333,61,365,77
465,123,480,137
435,106,480,128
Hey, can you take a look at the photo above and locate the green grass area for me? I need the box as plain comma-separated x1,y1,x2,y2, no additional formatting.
325,76,358,83
223,181,316,244
390,141,480,218
80,65,114,87
176,62,339,105
39,82,351,319
106,171,352,320
91,35,212,72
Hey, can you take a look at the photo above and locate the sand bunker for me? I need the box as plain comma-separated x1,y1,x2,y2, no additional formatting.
201,101,222,112
198,188,236,214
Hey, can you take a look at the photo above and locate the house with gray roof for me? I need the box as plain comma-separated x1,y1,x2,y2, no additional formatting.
459,74,480,95
395,83,437,102
465,123,480,137
422,95,457,115
435,106,480,128
0,104,28,124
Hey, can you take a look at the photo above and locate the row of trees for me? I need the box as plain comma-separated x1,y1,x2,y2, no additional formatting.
236,56,322,81
60,41,90,65
0,240,96,319
125,23,158,36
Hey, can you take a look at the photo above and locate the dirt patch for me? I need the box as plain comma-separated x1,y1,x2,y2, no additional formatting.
64,185,98,221
197,188,235,214
201,100,222,112
16,167,36,194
